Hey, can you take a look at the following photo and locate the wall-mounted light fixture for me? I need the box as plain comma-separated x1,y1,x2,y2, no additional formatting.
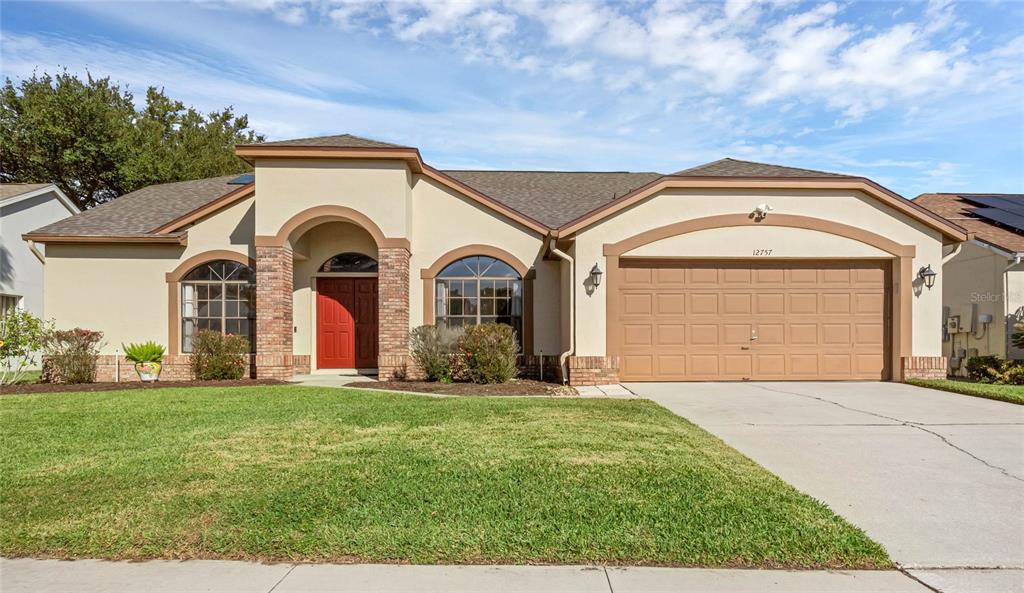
752,203,774,221
918,264,937,289
590,263,603,287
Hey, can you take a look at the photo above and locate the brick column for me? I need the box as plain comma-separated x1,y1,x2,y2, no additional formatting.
378,246,410,379
900,356,947,380
255,245,294,379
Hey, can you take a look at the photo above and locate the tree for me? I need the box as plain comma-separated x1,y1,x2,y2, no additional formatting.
0,71,264,210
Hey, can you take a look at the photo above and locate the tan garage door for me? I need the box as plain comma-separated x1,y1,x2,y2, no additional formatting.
612,259,891,381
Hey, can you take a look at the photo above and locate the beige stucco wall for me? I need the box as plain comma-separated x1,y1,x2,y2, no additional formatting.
408,176,557,354
629,226,891,258
292,221,379,361
42,197,255,354
253,159,411,240
572,188,947,358
942,240,1024,363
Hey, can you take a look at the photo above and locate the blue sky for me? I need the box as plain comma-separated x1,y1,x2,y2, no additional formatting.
2,0,1022,198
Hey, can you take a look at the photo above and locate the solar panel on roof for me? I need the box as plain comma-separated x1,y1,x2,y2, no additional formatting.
228,173,254,185
967,196,1024,217
973,207,1024,233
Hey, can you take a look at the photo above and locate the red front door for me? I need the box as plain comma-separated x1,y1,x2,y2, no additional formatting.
316,277,379,368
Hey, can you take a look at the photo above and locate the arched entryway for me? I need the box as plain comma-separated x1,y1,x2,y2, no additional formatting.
315,252,379,369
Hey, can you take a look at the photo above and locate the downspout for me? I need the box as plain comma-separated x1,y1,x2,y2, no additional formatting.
548,238,574,384
26,239,45,264
1003,254,1023,356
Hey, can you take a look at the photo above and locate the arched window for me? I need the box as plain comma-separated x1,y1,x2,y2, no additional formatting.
435,256,522,342
320,252,378,273
181,260,255,353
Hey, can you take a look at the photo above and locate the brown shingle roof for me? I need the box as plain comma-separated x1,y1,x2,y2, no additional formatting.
26,176,241,237
915,193,1024,253
441,170,663,228
673,158,849,178
252,134,409,149
0,183,53,202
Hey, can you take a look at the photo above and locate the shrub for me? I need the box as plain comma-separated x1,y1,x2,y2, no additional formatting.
965,355,1002,382
42,328,104,384
190,330,249,380
963,355,1024,385
409,325,463,382
0,309,51,385
122,341,166,364
459,323,519,384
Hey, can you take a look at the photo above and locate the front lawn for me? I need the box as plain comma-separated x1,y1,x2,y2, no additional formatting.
907,378,1024,405
0,386,888,568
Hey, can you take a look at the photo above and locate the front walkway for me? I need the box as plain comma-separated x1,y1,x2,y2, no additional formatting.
0,558,929,593
630,381,1024,593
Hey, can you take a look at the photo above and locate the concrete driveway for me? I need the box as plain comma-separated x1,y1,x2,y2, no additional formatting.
629,381,1024,593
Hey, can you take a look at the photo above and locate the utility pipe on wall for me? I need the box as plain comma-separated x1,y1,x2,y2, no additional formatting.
548,238,574,384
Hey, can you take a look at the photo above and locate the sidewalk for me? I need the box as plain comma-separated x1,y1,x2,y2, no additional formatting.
0,558,931,593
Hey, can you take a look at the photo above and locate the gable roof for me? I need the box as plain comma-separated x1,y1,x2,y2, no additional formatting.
441,170,662,228
25,176,242,242
0,183,53,201
22,135,969,244
0,183,80,215
673,158,848,178
246,133,410,149
915,193,1024,254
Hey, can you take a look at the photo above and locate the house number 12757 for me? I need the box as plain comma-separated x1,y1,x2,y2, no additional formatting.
752,249,773,256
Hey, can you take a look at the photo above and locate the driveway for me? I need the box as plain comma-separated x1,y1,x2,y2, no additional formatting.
629,381,1024,593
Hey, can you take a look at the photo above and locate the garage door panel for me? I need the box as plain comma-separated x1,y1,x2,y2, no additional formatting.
622,293,653,315
623,324,653,346
790,293,819,314
756,324,785,345
656,293,685,315
689,324,719,345
614,259,890,381
656,324,686,345
689,293,719,314
756,293,785,314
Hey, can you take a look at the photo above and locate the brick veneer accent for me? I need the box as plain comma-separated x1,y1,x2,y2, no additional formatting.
518,355,565,382
256,245,295,379
568,356,620,386
91,354,258,382
378,247,411,379
901,356,947,380
294,355,311,375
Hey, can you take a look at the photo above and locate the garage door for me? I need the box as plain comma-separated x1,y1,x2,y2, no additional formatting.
612,259,890,381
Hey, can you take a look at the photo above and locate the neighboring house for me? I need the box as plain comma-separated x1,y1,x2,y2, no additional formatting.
0,183,80,319
23,134,968,384
915,193,1024,371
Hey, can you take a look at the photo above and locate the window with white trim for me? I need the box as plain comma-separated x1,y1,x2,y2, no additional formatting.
180,260,255,353
0,295,21,326
435,256,522,344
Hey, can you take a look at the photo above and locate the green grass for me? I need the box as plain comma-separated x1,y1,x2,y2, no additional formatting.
0,386,889,568
907,378,1024,405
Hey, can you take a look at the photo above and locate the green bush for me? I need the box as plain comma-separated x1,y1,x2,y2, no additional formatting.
42,328,104,384
964,355,1024,385
964,355,1001,382
459,323,519,384
0,309,51,385
122,341,166,364
409,325,464,382
190,330,249,380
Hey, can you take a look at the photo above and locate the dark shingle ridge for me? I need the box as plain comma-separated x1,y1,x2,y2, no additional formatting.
254,133,409,149
673,157,850,178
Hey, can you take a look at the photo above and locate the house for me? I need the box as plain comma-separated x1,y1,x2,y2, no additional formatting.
915,193,1024,370
1,183,80,319
23,134,968,384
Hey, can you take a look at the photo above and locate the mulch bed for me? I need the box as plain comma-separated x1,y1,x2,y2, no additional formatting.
357,378,574,396
1,379,286,395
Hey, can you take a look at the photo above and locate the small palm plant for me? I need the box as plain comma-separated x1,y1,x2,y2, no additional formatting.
122,341,166,382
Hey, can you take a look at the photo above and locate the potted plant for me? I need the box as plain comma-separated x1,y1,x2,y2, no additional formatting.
122,341,166,382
